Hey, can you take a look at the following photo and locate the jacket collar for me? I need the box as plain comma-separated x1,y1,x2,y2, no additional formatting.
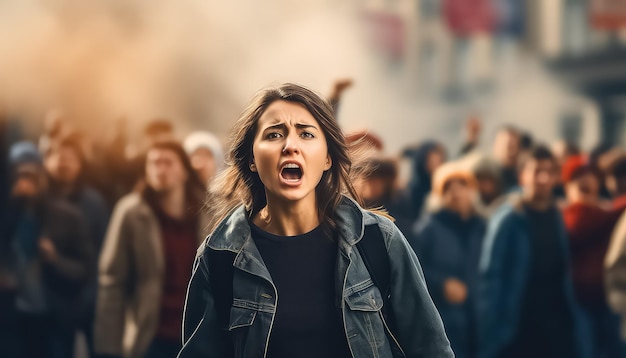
206,195,370,253
206,195,370,284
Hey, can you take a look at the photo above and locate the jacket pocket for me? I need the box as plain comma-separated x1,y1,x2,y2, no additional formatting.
345,280,384,312
228,306,257,331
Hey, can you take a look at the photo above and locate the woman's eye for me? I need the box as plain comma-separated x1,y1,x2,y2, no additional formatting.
266,132,283,140
301,132,315,139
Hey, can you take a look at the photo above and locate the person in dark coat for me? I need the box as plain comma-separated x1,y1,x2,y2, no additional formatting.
478,146,588,358
410,160,485,358
2,141,94,358
43,134,109,357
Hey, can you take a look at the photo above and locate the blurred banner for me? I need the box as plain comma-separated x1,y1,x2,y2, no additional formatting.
590,0,626,29
361,10,406,60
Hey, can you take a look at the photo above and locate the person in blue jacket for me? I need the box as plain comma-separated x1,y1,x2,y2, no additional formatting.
410,161,485,358
478,145,588,358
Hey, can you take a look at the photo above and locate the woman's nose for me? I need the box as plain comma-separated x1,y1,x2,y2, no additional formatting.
282,135,300,155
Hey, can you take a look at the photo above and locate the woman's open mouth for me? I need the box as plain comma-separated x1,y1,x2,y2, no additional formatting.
280,162,303,184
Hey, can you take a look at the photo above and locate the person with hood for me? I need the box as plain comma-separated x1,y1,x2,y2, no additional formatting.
562,155,624,357
410,161,486,358
183,131,224,186
178,83,453,357
403,141,447,220
478,145,587,358
1,141,94,358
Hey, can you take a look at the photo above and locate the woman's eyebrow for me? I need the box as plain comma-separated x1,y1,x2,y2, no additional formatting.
262,122,318,132
263,123,286,131
295,123,319,131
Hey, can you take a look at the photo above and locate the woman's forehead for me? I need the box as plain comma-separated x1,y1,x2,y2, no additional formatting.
258,100,318,128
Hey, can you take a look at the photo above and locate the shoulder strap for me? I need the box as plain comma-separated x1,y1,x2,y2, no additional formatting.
357,223,401,354
206,248,236,330
357,224,391,302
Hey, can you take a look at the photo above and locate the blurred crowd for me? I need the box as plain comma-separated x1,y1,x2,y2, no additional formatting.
3,78,626,358
353,113,626,358
0,110,223,358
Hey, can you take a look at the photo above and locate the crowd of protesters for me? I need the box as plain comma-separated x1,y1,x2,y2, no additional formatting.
0,112,225,358
4,80,626,358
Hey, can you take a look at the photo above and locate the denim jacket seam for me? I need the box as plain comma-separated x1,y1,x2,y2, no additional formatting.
232,299,275,313
344,278,375,297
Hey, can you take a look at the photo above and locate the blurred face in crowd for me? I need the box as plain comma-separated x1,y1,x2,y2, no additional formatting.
566,172,600,205
427,147,445,175
520,158,557,202
476,175,500,205
493,130,520,168
12,165,46,200
441,178,474,216
45,145,82,185
189,147,216,184
252,100,331,204
145,147,188,194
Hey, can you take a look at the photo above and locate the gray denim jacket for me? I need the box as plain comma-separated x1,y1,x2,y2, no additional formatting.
179,196,453,358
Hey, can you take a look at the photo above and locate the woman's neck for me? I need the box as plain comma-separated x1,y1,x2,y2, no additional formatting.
253,194,320,236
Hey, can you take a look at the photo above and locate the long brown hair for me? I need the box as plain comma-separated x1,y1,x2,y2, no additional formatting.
207,83,360,234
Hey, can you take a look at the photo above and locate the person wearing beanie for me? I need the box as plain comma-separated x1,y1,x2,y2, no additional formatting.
1,141,94,358
461,153,507,218
183,131,224,186
561,156,625,358
410,161,485,358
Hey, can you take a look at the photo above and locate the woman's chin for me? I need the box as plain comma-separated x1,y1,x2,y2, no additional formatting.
268,187,315,204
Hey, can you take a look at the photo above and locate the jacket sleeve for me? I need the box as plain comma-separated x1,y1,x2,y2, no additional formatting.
409,221,447,305
606,211,626,317
380,217,454,358
477,213,526,358
178,248,228,358
93,203,133,356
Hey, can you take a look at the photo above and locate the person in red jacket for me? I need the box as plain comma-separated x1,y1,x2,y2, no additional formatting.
562,155,625,358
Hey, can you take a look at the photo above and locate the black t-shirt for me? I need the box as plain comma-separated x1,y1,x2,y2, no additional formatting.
250,222,352,358
502,205,575,358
